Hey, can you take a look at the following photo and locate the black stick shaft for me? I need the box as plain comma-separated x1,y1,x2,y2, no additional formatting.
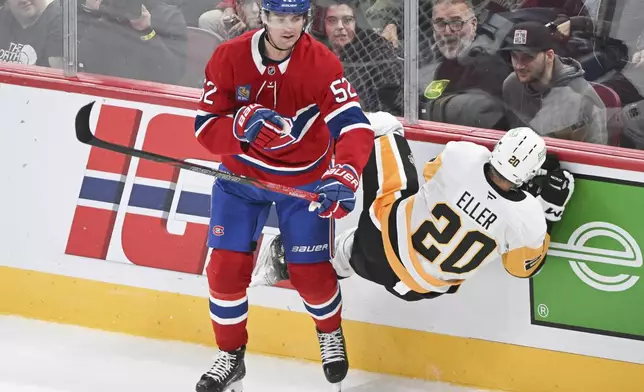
75,101,319,202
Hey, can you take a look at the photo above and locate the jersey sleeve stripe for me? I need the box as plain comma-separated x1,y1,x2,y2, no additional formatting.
502,234,550,278
379,202,431,294
339,123,372,137
195,113,219,138
324,101,361,123
325,106,372,139
371,134,407,215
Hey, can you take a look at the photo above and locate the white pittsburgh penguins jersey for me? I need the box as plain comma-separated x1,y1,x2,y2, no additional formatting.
372,138,550,295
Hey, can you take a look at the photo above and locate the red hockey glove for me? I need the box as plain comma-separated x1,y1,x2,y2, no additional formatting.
233,104,292,149
312,164,360,219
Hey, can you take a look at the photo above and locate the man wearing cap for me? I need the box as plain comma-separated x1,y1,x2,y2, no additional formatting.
501,21,608,145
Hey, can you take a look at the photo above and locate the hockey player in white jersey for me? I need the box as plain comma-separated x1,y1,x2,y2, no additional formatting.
252,113,575,301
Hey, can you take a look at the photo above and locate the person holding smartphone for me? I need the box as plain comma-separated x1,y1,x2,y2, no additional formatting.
198,0,261,40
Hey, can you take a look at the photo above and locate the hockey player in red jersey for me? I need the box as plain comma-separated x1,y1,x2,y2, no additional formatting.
193,0,374,391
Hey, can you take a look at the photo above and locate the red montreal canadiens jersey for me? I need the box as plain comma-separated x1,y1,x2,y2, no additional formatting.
194,29,374,186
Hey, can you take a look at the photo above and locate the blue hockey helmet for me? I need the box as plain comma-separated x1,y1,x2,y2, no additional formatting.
261,0,310,14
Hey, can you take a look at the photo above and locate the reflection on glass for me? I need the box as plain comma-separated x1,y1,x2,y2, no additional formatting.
410,0,644,150
3,0,644,151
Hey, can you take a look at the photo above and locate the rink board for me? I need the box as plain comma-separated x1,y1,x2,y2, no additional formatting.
2,67,644,392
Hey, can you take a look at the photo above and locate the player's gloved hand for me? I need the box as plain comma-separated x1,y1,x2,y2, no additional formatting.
233,104,293,149
312,164,360,219
542,153,561,172
537,168,575,222
521,153,560,197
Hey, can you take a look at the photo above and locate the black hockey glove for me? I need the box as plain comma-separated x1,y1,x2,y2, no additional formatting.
537,168,575,222
521,153,561,197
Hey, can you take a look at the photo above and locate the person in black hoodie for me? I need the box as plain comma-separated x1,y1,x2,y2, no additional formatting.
77,0,187,85
311,0,403,115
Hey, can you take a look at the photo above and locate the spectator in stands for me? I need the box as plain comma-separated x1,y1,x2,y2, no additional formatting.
199,0,260,40
77,0,187,85
364,0,402,50
174,0,213,27
548,12,639,103
311,0,403,114
501,21,608,144
417,0,511,129
616,29,644,149
0,0,63,68
365,0,434,62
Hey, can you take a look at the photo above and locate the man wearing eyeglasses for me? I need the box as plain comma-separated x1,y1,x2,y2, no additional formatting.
432,0,476,59
417,0,511,129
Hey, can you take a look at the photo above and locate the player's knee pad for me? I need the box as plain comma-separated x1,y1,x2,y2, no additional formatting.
206,249,254,294
287,261,338,299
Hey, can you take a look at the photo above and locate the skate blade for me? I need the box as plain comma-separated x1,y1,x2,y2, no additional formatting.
331,382,342,391
227,380,243,392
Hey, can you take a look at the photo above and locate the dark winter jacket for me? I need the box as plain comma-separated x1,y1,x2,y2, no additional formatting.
417,45,512,129
77,1,187,85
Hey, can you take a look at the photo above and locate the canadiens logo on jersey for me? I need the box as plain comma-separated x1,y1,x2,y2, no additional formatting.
236,85,251,102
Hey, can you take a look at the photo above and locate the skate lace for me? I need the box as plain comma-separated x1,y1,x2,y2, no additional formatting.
319,330,346,364
205,350,237,381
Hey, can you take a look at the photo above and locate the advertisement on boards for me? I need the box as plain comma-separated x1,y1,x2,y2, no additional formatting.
63,104,283,278
531,175,644,340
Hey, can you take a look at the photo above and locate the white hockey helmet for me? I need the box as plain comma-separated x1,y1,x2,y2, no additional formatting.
489,127,547,186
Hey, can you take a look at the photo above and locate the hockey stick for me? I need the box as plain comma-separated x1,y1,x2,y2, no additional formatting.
75,101,320,204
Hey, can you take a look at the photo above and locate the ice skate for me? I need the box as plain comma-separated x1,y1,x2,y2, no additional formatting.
250,234,290,287
317,327,349,391
195,346,246,392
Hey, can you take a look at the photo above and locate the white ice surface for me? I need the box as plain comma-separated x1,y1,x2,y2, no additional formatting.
0,316,499,392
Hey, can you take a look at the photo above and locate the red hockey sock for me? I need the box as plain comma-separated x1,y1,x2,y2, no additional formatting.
288,262,342,333
206,249,254,352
